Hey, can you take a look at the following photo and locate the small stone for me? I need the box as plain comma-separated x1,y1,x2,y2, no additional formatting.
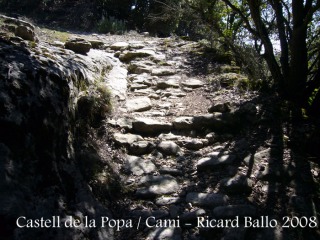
157,141,181,155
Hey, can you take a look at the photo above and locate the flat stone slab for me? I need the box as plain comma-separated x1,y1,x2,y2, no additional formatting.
110,42,129,50
157,141,181,155
155,197,181,206
151,68,176,76
128,61,154,74
197,155,236,170
213,205,257,218
132,118,172,134
186,192,228,207
181,78,205,88
220,175,253,194
113,133,143,146
157,79,180,89
119,49,156,62
125,155,156,176
136,175,179,198
126,97,152,112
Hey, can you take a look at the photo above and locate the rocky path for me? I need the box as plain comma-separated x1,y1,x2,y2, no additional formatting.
1,15,318,240
103,37,275,240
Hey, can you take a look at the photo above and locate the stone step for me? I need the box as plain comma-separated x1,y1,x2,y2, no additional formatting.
136,175,179,198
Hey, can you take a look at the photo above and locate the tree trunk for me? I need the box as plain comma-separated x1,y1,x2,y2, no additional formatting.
288,0,308,105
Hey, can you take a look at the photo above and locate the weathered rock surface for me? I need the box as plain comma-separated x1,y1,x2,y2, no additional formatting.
157,141,181,155
136,175,179,198
181,78,205,88
65,38,92,54
132,118,172,134
113,133,143,146
124,155,156,175
126,97,152,112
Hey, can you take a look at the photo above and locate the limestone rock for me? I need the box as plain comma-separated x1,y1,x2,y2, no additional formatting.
197,154,236,170
186,192,228,207
220,175,253,194
113,133,143,146
15,25,37,41
181,79,205,88
178,139,204,150
173,117,194,130
132,118,172,134
157,79,180,89
151,68,176,76
65,38,91,54
136,175,179,198
157,141,181,155
128,61,154,74
126,97,152,112
119,49,156,61
110,42,129,50
89,40,105,49
156,197,181,206
124,155,156,176
129,141,155,155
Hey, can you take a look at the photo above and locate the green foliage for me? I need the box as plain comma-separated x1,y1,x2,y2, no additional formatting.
96,16,127,34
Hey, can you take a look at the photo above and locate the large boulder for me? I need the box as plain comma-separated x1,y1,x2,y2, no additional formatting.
15,25,37,41
65,38,92,54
